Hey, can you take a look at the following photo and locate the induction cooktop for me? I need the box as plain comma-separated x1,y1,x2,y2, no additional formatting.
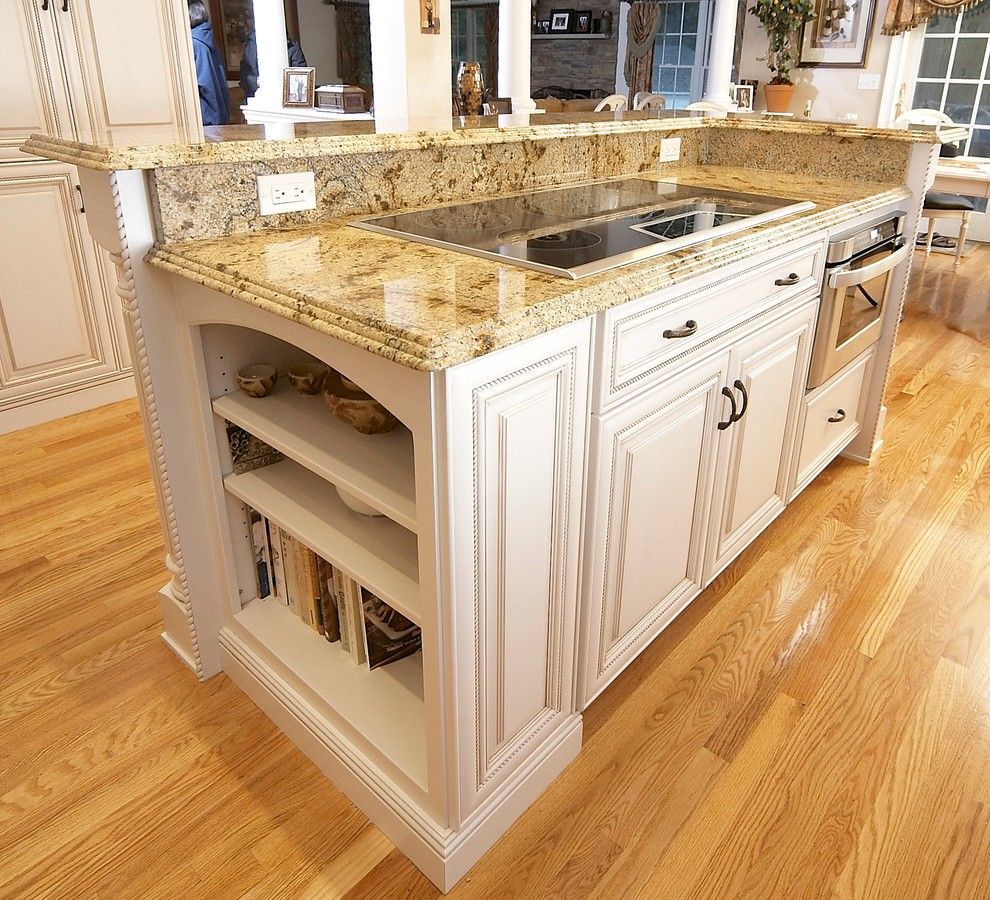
353,177,815,279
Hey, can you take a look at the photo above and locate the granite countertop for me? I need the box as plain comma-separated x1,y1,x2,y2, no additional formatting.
145,166,910,372
21,113,959,172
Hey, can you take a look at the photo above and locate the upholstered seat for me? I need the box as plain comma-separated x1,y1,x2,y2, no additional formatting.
923,192,975,211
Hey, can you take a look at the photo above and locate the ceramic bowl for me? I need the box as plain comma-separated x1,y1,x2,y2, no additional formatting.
287,362,328,395
236,364,277,398
322,370,399,435
335,484,384,517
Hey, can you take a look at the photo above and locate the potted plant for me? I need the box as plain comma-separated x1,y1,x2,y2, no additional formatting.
749,0,815,113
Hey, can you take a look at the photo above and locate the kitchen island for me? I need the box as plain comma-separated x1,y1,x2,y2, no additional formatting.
26,112,942,891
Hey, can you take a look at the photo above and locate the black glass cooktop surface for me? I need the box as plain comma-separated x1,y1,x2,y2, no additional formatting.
354,177,814,279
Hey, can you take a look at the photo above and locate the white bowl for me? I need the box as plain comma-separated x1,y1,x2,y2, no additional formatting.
335,484,383,517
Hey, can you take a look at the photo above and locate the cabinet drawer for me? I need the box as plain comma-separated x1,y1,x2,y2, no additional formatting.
793,349,873,494
599,238,825,411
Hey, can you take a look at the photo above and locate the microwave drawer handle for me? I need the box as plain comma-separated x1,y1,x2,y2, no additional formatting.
663,319,698,339
827,243,911,289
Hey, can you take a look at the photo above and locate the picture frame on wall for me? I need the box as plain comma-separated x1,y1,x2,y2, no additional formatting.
798,0,877,67
283,67,316,107
575,11,592,33
549,9,574,32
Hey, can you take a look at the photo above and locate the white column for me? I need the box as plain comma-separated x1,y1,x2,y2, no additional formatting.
498,0,534,113
249,0,290,108
703,0,738,105
369,0,452,123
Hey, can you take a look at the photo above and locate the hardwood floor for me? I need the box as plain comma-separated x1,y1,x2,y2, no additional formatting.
1,246,989,899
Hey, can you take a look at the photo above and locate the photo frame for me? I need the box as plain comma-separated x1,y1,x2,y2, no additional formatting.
798,0,877,67
549,9,574,32
419,0,440,34
732,84,754,112
575,11,592,33
282,67,316,107
483,97,513,115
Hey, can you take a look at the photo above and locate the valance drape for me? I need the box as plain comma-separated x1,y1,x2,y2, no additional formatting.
483,4,499,99
625,1,663,98
882,0,984,36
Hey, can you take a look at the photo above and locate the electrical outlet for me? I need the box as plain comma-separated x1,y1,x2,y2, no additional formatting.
257,172,316,215
659,137,681,163
858,73,880,90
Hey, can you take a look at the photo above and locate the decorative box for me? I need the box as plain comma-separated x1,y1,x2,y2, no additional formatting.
315,85,366,114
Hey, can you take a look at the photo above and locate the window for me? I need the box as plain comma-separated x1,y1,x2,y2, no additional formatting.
911,0,990,157
652,0,714,109
451,6,490,86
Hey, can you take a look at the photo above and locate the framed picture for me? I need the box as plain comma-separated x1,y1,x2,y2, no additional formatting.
283,67,316,107
798,0,877,67
575,11,592,33
419,0,440,34
483,97,513,115
733,84,754,112
549,9,574,32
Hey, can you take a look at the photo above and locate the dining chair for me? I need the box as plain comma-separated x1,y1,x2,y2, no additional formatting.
683,100,730,116
594,94,627,112
895,108,974,268
633,92,666,112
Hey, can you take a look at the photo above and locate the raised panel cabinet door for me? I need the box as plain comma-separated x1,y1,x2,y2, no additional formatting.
54,0,199,144
444,318,592,819
0,1,74,160
705,301,816,581
0,163,123,408
580,349,731,708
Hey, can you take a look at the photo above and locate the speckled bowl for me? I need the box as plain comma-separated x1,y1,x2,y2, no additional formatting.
287,362,328,394
236,364,277,398
322,369,399,435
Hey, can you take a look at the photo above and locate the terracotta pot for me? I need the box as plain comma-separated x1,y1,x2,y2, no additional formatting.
764,82,796,114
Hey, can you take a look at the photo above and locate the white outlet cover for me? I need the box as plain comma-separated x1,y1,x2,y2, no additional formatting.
858,73,881,90
659,137,681,163
257,172,316,215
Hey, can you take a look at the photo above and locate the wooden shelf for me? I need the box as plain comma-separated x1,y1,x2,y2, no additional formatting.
532,33,609,40
235,597,427,787
214,385,417,532
224,459,423,626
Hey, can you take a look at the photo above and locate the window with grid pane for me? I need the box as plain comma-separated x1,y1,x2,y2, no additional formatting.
912,0,990,157
652,0,714,109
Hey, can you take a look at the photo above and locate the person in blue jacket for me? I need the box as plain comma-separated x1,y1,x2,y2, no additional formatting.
188,1,230,126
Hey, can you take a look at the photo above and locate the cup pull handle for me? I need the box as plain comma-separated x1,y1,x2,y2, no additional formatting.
774,272,800,286
828,409,847,423
663,319,698,339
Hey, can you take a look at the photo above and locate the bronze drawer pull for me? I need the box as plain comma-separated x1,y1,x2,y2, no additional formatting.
718,386,737,431
774,273,800,286
828,409,846,423
732,379,749,422
663,319,698,339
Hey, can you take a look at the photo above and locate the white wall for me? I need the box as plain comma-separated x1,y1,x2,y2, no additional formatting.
297,0,338,84
737,9,894,123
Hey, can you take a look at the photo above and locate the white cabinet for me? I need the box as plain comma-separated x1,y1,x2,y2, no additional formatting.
705,303,816,580
0,0,197,432
580,297,818,707
444,318,592,816
580,351,730,705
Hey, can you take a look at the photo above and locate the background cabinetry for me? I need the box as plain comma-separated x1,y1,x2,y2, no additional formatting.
0,0,197,433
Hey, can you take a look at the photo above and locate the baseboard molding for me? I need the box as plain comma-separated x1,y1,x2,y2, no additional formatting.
218,627,583,892
0,375,135,435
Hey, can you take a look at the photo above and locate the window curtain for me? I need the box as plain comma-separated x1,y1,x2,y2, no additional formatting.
625,1,663,98
882,0,984,35
334,2,373,88
483,5,499,98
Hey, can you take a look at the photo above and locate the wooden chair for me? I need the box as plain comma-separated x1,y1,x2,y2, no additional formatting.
594,94,627,112
633,92,666,112
895,108,974,268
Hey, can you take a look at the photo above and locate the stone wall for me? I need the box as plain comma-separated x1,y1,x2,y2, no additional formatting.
531,1,620,96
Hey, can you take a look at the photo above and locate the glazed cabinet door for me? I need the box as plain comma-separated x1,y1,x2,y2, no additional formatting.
579,349,732,708
0,162,125,417
0,0,74,161
53,0,199,144
704,301,816,581
444,318,592,819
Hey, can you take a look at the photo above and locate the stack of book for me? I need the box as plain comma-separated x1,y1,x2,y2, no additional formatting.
247,507,421,670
